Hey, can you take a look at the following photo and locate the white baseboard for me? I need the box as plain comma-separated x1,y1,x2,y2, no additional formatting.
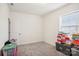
44,41,56,46
17,41,44,46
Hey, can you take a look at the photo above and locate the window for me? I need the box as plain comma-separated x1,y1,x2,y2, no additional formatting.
59,11,79,35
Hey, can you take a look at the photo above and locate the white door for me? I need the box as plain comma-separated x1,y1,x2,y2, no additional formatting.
10,13,23,45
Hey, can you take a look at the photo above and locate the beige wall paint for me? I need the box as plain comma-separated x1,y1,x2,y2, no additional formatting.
0,3,78,48
10,12,43,45
0,3,79,49
0,3,9,49
43,3,79,46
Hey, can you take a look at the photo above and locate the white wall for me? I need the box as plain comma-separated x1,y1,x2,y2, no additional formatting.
9,3,79,46
0,3,9,49
43,4,79,46
10,12,43,45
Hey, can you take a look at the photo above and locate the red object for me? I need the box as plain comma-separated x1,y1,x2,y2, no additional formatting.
73,40,79,45
57,39,66,43
57,34,70,43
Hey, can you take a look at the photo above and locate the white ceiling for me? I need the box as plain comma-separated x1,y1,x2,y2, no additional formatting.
9,3,66,15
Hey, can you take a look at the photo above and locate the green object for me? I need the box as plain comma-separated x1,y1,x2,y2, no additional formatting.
72,36,79,40
58,31,68,34
2,43,16,51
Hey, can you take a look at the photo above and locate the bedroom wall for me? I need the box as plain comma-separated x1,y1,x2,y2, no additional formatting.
0,3,9,49
43,3,79,46
9,3,79,46
10,12,43,45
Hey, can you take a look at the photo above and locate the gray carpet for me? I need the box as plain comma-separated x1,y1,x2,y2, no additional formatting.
17,41,65,56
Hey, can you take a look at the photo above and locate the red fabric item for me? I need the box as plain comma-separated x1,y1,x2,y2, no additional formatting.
73,40,79,45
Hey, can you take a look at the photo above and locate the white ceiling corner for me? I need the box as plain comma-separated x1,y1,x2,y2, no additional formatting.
9,3,67,15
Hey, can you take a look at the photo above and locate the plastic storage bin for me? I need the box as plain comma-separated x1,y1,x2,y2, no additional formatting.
2,43,17,56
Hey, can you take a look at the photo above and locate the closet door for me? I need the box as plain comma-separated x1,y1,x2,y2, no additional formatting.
10,13,23,45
